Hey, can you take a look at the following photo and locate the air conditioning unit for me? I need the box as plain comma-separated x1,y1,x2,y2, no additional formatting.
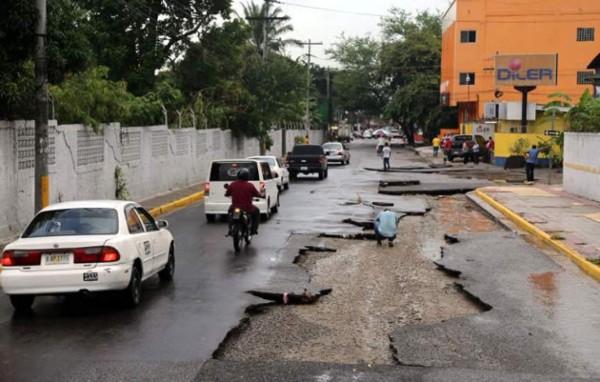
504,102,536,121
484,103,497,119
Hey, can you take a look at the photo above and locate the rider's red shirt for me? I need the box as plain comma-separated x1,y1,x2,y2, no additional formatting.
225,180,260,211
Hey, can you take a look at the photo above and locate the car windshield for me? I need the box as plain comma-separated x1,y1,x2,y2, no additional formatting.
210,162,260,181
323,143,342,151
22,208,119,237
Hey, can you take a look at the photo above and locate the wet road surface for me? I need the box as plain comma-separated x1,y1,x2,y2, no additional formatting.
0,140,421,381
2,140,599,381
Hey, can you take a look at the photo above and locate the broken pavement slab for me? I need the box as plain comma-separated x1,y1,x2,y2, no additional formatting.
379,182,492,196
195,359,593,381
246,234,333,305
390,231,600,377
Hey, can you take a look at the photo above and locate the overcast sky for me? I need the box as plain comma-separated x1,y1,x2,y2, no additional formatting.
231,0,452,67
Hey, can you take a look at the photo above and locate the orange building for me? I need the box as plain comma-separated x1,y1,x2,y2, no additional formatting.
441,0,600,125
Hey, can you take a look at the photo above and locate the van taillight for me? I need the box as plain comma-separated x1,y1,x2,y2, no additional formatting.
204,183,210,196
1,250,42,266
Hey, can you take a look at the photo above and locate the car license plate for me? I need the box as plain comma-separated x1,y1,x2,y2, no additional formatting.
44,253,70,265
301,166,308,171
83,272,98,282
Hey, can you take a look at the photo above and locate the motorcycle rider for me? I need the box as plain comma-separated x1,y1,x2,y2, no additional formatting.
225,168,261,235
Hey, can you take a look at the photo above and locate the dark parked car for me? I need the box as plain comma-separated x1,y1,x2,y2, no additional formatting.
446,134,487,162
286,144,328,180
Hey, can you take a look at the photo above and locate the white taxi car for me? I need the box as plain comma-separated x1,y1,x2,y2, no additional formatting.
0,200,175,311
247,155,290,191
204,159,280,223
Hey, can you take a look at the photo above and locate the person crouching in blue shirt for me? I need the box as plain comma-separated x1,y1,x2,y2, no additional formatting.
374,209,399,247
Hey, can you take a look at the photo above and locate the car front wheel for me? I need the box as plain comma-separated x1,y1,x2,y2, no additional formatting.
158,246,175,281
10,295,35,311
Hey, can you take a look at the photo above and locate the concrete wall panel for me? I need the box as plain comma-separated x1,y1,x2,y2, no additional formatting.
0,121,324,238
564,132,600,202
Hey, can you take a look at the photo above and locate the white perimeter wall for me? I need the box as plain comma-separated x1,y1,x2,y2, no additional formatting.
0,121,324,239
564,132,600,202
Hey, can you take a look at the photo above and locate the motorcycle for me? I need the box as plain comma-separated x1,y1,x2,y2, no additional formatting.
224,184,253,252
228,206,253,252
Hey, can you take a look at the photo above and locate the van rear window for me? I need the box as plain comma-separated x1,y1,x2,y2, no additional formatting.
210,162,259,181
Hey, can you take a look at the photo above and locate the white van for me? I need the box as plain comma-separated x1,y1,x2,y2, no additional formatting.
204,159,280,223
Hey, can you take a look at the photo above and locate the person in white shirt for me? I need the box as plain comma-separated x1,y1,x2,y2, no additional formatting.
382,142,392,171
376,135,386,155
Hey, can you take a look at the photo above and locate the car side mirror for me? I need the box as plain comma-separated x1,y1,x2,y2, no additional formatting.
287,152,292,156
157,220,168,229
224,183,229,189
272,171,279,178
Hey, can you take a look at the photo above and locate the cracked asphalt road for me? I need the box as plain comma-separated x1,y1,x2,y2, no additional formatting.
2,140,599,381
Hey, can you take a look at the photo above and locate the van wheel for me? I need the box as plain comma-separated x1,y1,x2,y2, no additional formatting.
271,194,280,214
318,170,324,180
261,201,271,221
206,214,215,223
10,295,35,311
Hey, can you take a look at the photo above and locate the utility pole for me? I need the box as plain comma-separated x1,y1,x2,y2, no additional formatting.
35,0,49,213
300,40,323,131
326,67,331,128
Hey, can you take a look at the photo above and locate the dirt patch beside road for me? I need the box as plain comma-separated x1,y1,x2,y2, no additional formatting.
218,195,497,365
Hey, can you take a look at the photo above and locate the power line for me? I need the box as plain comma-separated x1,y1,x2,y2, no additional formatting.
274,0,385,18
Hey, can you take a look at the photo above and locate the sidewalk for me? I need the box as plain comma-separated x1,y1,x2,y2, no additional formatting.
474,184,600,281
416,145,600,281
140,183,205,217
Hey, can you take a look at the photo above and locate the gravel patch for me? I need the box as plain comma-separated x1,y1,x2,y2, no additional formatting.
218,195,497,365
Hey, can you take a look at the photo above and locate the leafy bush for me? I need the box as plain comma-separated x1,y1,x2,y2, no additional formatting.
509,138,530,155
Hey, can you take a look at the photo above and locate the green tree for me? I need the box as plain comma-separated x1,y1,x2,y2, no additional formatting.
0,0,37,119
237,51,305,146
326,35,388,121
176,20,252,129
380,9,453,142
241,1,300,54
81,0,231,95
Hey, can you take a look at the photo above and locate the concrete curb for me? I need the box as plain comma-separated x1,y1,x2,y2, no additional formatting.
475,188,600,282
148,191,205,217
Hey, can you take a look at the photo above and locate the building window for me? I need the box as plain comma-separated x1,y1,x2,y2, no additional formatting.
459,72,475,85
460,30,477,43
577,71,594,85
577,27,595,41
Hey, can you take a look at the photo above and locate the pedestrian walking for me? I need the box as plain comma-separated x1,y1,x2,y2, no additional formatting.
486,136,495,164
303,134,310,144
376,135,386,155
382,142,391,171
472,141,480,165
443,137,452,162
462,140,472,164
374,208,399,247
525,144,544,182
432,136,441,157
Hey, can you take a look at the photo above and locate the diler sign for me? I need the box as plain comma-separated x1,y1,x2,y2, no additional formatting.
495,54,558,86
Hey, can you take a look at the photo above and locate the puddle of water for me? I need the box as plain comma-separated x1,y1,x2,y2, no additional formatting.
436,196,496,235
529,272,557,312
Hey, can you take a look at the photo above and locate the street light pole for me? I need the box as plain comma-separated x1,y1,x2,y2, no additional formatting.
466,73,471,123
